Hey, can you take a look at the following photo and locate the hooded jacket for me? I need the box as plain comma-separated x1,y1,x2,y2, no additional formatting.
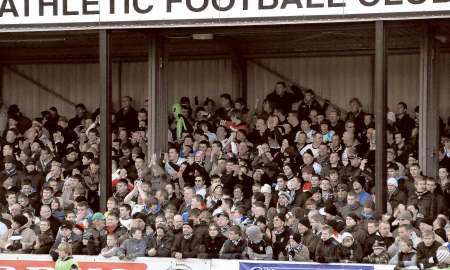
198,234,227,259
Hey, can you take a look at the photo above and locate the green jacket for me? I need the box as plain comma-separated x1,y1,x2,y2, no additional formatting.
55,257,78,270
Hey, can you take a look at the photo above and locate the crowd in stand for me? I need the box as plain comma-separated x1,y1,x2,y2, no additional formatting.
1,82,450,269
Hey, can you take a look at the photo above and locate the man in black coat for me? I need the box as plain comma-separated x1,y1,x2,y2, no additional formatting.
171,221,200,259
314,225,341,263
265,82,304,114
416,231,441,269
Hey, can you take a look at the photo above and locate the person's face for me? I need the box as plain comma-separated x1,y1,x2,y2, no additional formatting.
183,188,193,202
331,135,340,147
300,120,310,131
3,145,13,157
277,178,286,189
312,192,322,203
107,200,117,211
343,237,354,247
353,181,363,193
367,223,378,234
313,133,322,145
394,134,403,145
423,235,434,247
106,235,117,247
321,230,330,241
122,97,131,108
346,217,356,227
303,154,313,165
119,206,130,218
116,182,128,193
6,194,16,205
39,221,50,232
439,168,448,180
347,195,357,206
273,217,284,229
220,97,230,107
106,216,118,227
132,230,143,240
182,225,193,236
350,100,360,112
396,104,406,115
304,92,313,102
228,230,240,241
77,206,87,218
173,215,183,229
398,227,409,239
320,180,331,191
336,188,347,200
387,184,397,193
311,176,320,187
410,166,420,177
233,188,243,199
275,83,285,95
415,180,426,193
378,223,390,236
426,180,437,192
209,226,219,237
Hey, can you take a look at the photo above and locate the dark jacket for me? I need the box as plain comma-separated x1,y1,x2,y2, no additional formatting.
171,234,200,258
198,235,227,259
407,191,436,220
147,234,174,257
33,229,55,254
83,225,107,255
340,242,364,263
314,237,342,263
271,227,292,260
219,238,247,259
301,229,320,259
388,189,408,212
416,241,441,269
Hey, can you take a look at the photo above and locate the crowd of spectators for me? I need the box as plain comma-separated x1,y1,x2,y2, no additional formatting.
1,82,450,269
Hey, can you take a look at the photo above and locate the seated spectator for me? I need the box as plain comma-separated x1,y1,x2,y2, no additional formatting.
279,233,309,262
363,240,390,264
100,234,120,258
389,238,417,269
118,228,147,260
219,225,247,259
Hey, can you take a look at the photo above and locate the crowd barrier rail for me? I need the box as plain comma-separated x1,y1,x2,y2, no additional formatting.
0,254,399,270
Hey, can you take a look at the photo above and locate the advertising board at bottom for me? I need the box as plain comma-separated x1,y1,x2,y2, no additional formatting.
0,255,396,270
0,255,210,270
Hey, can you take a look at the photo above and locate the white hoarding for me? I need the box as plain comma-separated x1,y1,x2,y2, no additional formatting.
0,0,449,30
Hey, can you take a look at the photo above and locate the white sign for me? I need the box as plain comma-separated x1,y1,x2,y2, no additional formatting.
0,0,449,28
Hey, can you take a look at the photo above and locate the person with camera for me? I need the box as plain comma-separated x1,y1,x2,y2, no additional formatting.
0,214,36,253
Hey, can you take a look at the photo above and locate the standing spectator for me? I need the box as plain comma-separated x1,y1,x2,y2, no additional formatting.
395,102,415,141
116,96,138,132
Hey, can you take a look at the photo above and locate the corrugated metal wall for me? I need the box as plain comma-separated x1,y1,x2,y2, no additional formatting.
2,54,449,121
247,56,373,114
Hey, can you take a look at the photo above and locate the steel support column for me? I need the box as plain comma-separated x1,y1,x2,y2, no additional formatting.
374,21,387,213
419,24,439,178
148,35,168,158
99,30,113,212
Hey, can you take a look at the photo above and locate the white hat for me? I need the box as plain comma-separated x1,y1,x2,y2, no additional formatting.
260,184,272,194
387,177,398,187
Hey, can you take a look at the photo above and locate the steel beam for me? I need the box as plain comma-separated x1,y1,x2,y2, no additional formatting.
374,21,387,213
419,24,440,178
148,35,168,158
99,30,113,212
